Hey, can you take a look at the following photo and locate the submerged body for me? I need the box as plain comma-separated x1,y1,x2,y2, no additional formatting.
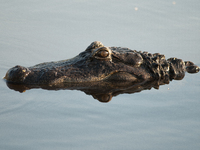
4,41,199,85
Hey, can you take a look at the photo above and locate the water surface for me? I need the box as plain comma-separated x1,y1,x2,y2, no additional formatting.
0,1,200,150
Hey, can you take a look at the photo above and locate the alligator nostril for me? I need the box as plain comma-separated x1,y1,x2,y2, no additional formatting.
4,65,30,83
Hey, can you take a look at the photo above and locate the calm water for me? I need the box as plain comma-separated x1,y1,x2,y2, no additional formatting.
1,0,200,150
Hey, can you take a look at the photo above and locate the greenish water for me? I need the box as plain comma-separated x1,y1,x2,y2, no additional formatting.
0,1,200,150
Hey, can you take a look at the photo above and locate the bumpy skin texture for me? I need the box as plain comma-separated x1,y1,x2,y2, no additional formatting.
4,41,199,85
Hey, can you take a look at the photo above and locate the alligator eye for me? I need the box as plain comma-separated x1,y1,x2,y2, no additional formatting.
92,47,112,61
97,50,109,58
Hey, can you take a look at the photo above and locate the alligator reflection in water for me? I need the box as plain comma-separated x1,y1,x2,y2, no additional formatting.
4,77,195,103
4,41,199,102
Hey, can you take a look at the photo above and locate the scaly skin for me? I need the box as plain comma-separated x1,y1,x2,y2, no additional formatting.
4,41,199,85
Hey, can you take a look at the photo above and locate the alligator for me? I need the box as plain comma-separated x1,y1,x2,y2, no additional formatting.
4,41,199,86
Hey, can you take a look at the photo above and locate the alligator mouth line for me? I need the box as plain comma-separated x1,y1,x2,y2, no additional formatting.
103,71,138,82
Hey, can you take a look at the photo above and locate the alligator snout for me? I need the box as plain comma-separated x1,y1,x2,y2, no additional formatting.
4,65,31,83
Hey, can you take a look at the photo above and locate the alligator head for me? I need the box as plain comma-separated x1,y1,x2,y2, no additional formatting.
4,41,199,86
